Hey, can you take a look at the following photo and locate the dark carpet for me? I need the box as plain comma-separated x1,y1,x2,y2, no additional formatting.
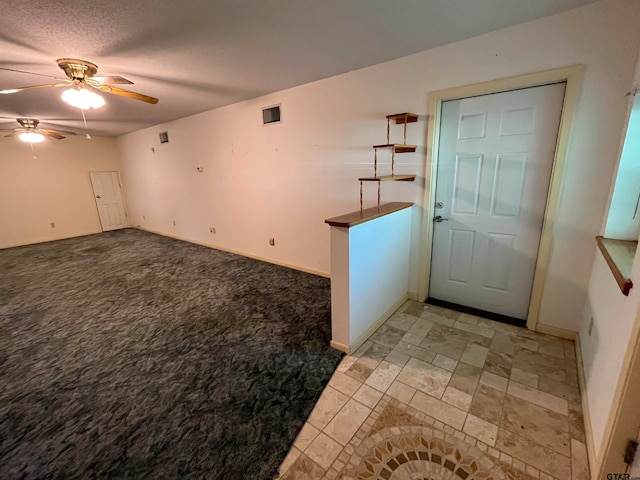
0,229,343,480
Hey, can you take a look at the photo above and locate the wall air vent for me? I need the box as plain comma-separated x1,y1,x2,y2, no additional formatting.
262,105,281,125
159,131,169,144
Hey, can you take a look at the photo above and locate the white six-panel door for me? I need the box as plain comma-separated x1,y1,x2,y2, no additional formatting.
90,171,128,231
429,83,566,319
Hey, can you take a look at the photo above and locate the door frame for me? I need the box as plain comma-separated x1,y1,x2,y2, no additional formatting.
89,170,130,231
596,305,640,477
418,65,584,332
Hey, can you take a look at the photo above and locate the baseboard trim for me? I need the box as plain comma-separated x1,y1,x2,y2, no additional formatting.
330,340,350,354
347,293,409,354
0,228,105,250
134,226,329,278
575,333,598,475
535,322,577,340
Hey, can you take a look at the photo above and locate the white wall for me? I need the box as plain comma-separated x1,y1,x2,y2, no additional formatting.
581,252,640,459
579,38,640,465
349,208,411,344
631,430,640,477
328,208,412,351
0,135,123,248
118,0,640,332
329,226,350,348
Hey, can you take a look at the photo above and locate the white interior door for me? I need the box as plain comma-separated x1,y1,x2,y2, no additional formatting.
429,83,566,319
90,171,128,231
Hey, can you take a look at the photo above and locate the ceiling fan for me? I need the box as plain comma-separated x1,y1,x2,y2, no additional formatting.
0,118,77,143
0,58,159,108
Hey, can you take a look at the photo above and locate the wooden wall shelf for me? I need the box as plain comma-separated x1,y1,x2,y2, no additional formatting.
372,143,417,153
359,175,416,182
354,113,420,210
386,113,418,124
595,235,636,296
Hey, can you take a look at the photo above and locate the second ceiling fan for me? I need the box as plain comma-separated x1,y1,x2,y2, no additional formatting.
0,118,77,143
0,58,159,109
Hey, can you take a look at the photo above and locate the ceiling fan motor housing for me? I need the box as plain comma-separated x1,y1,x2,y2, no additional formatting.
17,118,39,129
57,58,98,80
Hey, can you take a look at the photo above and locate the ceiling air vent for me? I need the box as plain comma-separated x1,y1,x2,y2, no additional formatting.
262,105,281,125
159,131,169,144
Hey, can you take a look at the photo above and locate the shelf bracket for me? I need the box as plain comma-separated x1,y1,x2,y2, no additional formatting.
391,148,395,176
374,148,378,177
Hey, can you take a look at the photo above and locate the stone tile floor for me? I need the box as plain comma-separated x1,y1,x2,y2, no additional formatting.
276,301,589,480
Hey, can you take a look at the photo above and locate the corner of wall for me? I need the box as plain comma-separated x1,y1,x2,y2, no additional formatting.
575,332,599,475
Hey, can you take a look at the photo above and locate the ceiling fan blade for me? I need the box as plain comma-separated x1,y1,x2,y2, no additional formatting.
0,82,69,94
41,131,65,140
93,76,133,85
0,66,61,79
96,84,158,104
40,128,77,136
4,131,20,137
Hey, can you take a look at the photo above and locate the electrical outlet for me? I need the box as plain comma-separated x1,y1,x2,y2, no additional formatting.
143,215,146,220
269,237,275,246
172,220,176,226
588,317,594,336
210,227,216,234
50,222,55,228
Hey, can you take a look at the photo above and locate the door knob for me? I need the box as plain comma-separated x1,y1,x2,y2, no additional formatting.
96,195,101,199
434,215,449,223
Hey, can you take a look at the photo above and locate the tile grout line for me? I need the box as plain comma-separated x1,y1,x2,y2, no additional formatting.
281,301,584,480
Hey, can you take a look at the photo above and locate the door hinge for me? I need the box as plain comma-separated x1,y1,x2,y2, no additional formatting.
624,440,638,464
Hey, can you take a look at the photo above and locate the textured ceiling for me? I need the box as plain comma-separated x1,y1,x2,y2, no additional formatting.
0,0,599,136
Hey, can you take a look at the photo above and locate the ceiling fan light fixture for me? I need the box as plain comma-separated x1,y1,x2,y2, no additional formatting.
19,131,45,144
61,87,105,110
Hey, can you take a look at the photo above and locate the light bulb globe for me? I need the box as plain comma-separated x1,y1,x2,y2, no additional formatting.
19,131,45,144
61,88,105,110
